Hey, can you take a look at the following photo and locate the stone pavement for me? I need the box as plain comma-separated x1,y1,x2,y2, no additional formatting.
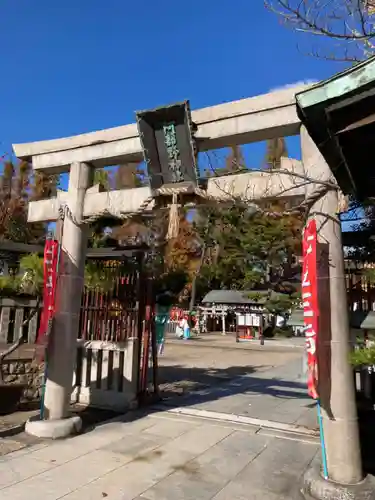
0,343,318,499
159,337,303,397
0,409,319,500
161,356,317,431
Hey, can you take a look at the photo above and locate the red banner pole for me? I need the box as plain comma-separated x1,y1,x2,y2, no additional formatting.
302,219,328,479
36,239,59,350
302,219,319,400
37,237,60,419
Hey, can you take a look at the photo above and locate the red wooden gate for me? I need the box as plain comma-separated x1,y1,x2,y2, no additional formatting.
78,253,156,400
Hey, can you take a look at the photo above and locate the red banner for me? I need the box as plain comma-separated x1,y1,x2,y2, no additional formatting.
302,219,319,399
36,239,59,348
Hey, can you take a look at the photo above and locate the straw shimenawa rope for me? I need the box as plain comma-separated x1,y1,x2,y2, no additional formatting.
58,183,212,240
166,193,180,240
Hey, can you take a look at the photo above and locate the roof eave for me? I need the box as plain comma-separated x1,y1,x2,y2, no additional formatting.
295,59,375,198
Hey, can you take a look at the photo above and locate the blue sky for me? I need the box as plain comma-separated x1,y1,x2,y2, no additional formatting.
0,1,348,183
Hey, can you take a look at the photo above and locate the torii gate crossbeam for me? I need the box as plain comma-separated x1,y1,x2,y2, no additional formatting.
13,84,309,173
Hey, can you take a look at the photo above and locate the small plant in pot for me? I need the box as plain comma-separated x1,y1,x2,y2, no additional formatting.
349,345,375,406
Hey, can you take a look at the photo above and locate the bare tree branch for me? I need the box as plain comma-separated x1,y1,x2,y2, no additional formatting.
203,151,339,220
265,0,375,61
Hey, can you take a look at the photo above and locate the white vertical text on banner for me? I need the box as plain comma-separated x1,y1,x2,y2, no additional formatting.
302,219,319,399
36,239,59,359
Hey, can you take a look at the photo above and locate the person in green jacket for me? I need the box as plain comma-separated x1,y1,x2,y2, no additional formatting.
155,292,173,355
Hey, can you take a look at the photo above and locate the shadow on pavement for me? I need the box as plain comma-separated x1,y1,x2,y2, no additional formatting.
156,363,310,404
76,362,374,477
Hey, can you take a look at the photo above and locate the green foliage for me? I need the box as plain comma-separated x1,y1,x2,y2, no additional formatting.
0,160,30,242
153,268,189,301
30,171,58,200
265,292,301,315
115,163,147,189
0,159,58,244
194,203,301,300
19,253,44,295
0,276,18,296
83,261,115,292
349,347,375,368
0,253,116,296
362,268,375,282
246,290,300,315
155,292,175,307
247,291,268,302
0,253,44,296
94,169,111,191
264,138,288,170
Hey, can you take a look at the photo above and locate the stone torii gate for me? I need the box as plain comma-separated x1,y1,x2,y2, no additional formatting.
13,84,359,485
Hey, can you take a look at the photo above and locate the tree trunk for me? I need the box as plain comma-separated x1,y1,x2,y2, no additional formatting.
189,244,206,312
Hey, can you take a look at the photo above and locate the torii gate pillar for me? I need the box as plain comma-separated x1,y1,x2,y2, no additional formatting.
301,126,362,486
26,162,93,437
45,162,93,420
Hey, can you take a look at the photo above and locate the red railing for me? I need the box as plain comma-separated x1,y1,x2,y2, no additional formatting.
79,262,143,342
346,262,375,312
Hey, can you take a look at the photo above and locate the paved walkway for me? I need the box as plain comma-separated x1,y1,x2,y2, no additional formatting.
0,409,318,500
159,336,304,397
160,355,317,431
165,333,305,351
0,344,318,499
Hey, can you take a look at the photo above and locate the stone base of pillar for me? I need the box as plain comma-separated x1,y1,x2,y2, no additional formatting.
25,415,82,439
301,466,375,500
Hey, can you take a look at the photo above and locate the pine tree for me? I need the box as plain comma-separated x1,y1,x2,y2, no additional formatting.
225,145,246,173
94,168,111,191
111,163,148,243
87,169,113,247
0,160,32,242
264,137,288,170
194,203,301,300
0,160,60,243
30,171,58,201
165,213,199,272
194,146,247,304
204,145,246,178
115,162,146,189
29,170,58,243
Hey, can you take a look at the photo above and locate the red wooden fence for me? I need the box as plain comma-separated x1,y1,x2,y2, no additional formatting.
345,261,375,312
79,264,141,342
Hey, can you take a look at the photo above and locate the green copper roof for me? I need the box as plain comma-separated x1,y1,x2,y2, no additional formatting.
295,56,375,199
296,57,375,110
